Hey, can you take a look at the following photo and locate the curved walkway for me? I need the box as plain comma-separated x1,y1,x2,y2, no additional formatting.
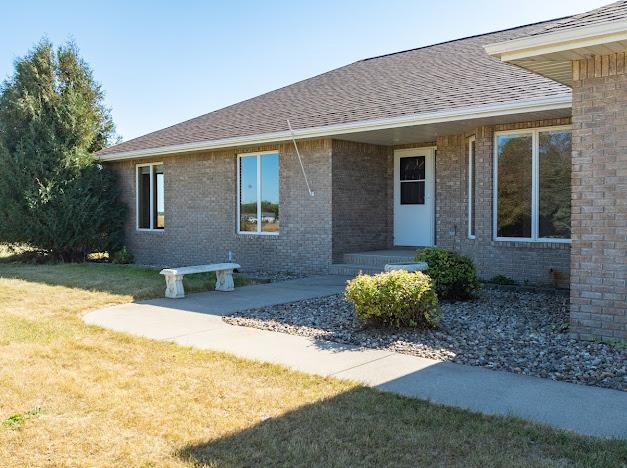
83,275,627,439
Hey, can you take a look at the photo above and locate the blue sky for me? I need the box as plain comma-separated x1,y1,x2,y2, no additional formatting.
1,0,606,143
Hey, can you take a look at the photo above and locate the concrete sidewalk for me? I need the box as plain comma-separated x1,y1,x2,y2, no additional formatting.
84,276,627,439
136,274,349,316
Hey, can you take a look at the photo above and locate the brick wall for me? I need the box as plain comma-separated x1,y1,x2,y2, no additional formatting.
433,119,572,286
570,67,627,340
108,139,333,274
107,119,577,287
331,140,392,260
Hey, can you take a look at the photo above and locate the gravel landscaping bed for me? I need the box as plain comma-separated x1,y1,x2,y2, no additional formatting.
236,270,309,283
225,287,627,391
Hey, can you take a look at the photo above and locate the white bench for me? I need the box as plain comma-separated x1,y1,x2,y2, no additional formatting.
159,263,241,298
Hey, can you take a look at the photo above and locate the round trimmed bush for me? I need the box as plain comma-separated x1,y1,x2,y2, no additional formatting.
345,270,439,328
415,247,480,300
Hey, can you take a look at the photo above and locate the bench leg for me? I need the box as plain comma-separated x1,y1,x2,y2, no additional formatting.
164,274,185,298
215,269,235,292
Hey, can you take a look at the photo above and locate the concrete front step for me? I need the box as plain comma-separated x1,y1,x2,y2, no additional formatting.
332,249,421,276
328,264,384,276
342,252,416,268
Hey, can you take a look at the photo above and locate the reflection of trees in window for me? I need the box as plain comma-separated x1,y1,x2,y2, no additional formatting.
239,153,279,233
497,134,532,238
261,154,279,232
539,132,571,239
496,129,571,241
399,156,425,205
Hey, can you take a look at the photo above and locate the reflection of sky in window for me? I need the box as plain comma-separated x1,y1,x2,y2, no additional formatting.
261,153,279,203
156,173,165,212
240,156,257,203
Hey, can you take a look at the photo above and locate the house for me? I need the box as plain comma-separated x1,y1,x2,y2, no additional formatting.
98,1,627,341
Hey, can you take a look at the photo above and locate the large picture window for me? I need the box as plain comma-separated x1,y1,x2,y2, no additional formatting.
136,163,165,230
494,127,571,242
238,152,279,234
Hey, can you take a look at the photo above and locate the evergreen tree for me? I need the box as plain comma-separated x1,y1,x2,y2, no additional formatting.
0,39,126,261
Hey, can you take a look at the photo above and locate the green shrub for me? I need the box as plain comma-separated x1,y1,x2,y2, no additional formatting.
415,247,479,300
111,246,134,264
0,40,126,262
489,274,517,286
345,270,439,328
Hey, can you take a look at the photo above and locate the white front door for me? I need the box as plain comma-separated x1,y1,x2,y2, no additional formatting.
393,148,435,246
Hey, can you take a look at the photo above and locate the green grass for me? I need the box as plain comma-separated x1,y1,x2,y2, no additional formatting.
2,408,45,429
0,254,625,466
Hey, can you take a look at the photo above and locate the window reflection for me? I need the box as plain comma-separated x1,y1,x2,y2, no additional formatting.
138,166,151,229
239,153,280,233
261,153,279,232
539,131,571,239
400,156,425,205
154,164,165,229
400,156,425,181
496,134,532,238
239,156,258,232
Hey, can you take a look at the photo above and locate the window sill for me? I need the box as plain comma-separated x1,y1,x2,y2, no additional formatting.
136,228,165,233
492,238,571,249
494,237,570,243
237,231,280,237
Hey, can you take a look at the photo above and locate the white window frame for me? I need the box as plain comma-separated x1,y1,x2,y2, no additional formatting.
136,162,164,232
493,125,571,244
237,150,280,236
467,136,476,240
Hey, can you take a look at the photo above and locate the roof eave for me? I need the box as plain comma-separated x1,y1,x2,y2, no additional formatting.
98,95,572,161
484,20,627,86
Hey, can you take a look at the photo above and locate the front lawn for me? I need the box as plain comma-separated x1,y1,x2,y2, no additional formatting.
0,261,625,466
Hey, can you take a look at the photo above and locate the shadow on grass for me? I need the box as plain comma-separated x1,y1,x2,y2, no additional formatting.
175,387,626,467
0,261,252,300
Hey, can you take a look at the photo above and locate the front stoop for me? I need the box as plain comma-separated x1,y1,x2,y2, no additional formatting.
330,249,418,276
328,264,383,276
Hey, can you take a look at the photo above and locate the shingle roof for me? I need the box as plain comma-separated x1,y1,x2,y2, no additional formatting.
98,19,571,157
533,0,627,35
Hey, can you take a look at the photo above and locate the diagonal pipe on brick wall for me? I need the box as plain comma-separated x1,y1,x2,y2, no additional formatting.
287,119,315,197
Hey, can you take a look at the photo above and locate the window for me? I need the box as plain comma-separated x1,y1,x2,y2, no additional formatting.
538,131,571,239
496,133,533,238
136,163,165,230
494,127,571,242
399,156,425,204
238,152,279,234
467,137,476,239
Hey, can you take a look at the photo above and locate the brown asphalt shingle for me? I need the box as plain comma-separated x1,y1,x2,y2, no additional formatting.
98,19,571,157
